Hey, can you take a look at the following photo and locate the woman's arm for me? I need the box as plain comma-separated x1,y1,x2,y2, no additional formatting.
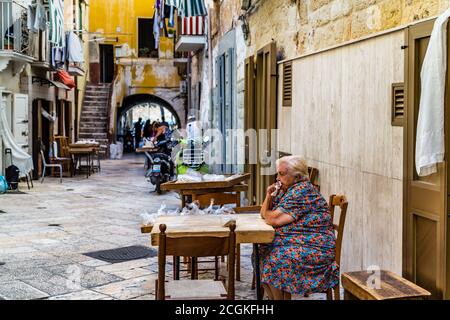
260,187,295,227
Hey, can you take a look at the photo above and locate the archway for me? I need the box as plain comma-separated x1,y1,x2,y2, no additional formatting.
117,94,182,146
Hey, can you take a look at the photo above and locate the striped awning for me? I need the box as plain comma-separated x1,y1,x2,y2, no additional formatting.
170,0,207,17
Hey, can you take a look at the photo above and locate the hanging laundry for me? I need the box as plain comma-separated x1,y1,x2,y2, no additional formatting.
49,0,65,46
56,70,76,89
27,5,36,31
67,31,84,63
51,46,66,69
169,5,175,27
153,6,161,50
34,3,47,32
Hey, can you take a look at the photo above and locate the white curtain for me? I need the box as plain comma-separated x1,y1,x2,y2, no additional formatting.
415,8,450,176
0,103,34,177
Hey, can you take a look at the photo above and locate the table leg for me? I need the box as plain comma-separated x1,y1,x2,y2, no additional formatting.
253,243,262,300
173,256,180,280
181,194,186,208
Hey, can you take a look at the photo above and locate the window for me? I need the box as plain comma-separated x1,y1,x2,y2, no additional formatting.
138,18,158,58
282,61,292,107
392,83,404,126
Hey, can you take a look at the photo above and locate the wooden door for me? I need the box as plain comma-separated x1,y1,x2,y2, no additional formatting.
12,94,29,153
404,19,448,299
245,56,257,204
244,42,277,204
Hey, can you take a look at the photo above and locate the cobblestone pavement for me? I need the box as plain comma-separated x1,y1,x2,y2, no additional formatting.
0,154,326,300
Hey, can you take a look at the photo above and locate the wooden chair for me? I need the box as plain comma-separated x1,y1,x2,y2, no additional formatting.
178,185,246,281
325,194,348,300
156,222,236,300
51,140,74,177
40,149,62,183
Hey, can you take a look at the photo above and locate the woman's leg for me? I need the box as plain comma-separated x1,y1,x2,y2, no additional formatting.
269,285,292,300
263,284,290,300
261,283,274,300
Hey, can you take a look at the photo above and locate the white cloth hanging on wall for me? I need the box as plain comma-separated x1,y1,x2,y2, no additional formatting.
67,31,84,63
0,103,34,178
415,8,450,176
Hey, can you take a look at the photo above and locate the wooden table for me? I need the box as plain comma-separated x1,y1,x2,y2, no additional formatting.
68,146,96,178
69,142,100,148
341,270,431,300
143,213,274,300
161,173,251,208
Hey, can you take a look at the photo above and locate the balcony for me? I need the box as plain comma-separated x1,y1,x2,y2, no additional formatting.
0,0,34,72
175,16,207,52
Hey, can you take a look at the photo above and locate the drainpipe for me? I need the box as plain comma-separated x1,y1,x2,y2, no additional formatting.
187,53,192,123
207,8,213,130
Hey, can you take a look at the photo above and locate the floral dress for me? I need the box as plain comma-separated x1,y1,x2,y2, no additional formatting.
259,178,340,295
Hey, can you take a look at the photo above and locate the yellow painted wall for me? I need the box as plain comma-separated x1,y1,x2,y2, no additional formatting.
89,0,181,95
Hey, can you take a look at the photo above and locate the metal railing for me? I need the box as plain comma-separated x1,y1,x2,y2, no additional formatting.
0,0,30,55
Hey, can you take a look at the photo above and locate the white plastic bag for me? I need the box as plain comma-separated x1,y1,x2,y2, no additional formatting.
140,211,157,225
109,144,118,160
116,142,123,160
157,202,167,216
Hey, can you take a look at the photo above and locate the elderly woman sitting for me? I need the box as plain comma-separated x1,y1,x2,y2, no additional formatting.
259,155,339,300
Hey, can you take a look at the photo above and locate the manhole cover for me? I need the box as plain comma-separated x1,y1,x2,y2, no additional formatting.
0,262,5,266
66,189,74,191
48,224,61,227
37,207,46,210
83,245,156,264
82,195,94,199
0,210,6,213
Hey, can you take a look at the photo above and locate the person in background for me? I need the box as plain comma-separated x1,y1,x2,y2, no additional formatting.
134,117,143,150
143,120,152,139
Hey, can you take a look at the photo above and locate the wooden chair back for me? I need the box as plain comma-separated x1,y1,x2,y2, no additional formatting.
308,167,318,185
196,192,240,208
325,194,348,301
54,136,69,157
329,194,348,267
157,222,236,300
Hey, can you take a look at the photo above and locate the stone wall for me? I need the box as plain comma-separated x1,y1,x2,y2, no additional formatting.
211,0,450,60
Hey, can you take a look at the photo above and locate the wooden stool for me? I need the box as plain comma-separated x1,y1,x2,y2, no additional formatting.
341,270,431,300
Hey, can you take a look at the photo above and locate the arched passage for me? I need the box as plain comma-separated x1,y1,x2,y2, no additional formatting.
117,94,183,142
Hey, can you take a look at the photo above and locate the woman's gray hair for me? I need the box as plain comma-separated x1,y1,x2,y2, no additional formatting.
276,156,309,179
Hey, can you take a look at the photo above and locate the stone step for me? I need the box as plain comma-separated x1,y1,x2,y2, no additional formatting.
79,125,108,130
82,106,107,111
84,93,109,98
83,98,109,104
81,111,108,116
85,90,110,95
79,133,108,139
80,117,108,122
79,128,107,134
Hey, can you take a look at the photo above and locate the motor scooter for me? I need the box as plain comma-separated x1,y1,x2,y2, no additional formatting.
145,139,177,194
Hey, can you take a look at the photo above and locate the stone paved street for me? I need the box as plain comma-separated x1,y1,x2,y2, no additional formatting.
0,154,325,300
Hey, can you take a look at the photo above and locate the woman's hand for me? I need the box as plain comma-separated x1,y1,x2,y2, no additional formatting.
266,184,277,197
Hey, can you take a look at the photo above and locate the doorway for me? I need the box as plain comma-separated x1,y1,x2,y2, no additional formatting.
100,44,114,83
404,19,450,299
244,42,277,205
32,100,51,179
